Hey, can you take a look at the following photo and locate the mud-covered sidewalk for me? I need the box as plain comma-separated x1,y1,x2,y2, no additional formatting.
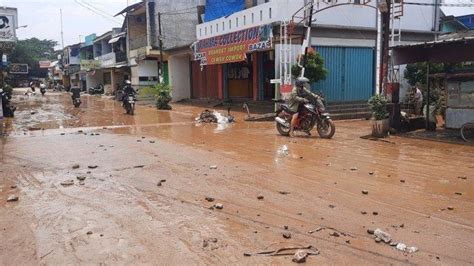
1,90,473,264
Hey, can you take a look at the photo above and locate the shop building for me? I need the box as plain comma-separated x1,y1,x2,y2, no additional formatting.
194,0,440,102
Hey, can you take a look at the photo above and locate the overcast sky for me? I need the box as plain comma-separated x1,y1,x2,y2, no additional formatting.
1,0,140,49
2,0,473,49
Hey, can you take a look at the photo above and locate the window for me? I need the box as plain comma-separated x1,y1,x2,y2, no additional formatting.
216,23,219,32
205,27,207,35
103,72,111,85
236,17,239,27
222,22,225,31
229,19,232,29
260,10,263,21
210,25,213,34
252,13,254,23
244,15,246,25
199,28,202,36
269,8,272,19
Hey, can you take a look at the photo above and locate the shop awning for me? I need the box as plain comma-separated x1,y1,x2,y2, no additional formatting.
391,31,474,65
114,2,144,16
109,36,121,44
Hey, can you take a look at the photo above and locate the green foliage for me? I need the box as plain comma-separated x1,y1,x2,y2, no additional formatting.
291,51,327,84
8,38,58,78
403,62,445,86
368,94,389,120
140,83,173,110
2,84,13,99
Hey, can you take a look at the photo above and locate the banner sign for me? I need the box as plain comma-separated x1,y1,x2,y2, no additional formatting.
39,61,51,68
10,63,28,74
80,60,101,71
193,24,273,66
0,15,15,42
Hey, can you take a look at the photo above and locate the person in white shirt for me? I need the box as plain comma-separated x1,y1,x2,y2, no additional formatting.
414,84,423,116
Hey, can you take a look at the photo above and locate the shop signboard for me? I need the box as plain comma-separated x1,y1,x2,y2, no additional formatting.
10,63,28,74
39,60,51,68
80,60,101,71
194,24,273,66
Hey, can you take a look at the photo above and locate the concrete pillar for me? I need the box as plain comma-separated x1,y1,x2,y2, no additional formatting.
217,65,223,100
252,52,258,101
110,69,116,94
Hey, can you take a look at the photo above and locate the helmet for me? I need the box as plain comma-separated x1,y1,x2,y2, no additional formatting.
295,77,309,87
124,80,131,85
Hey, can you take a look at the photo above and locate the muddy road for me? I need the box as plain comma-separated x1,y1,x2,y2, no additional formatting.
1,90,473,264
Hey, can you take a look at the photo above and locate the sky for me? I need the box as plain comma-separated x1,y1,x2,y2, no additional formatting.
1,0,141,49
1,0,474,50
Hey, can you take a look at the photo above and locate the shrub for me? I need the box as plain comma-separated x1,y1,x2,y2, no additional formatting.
368,94,389,120
140,83,172,110
291,49,327,84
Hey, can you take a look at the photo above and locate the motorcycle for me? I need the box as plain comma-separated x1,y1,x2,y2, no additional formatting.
1,91,16,118
40,84,46,96
123,93,136,115
275,95,335,139
89,84,104,95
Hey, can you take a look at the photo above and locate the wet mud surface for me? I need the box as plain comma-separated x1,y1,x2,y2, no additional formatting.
1,89,473,264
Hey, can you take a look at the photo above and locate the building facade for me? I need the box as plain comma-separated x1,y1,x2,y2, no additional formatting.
193,0,440,102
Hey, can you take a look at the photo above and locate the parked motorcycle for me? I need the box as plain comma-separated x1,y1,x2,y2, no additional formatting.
123,93,136,115
1,90,16,117
89,84,104,95
275,95,335,138
73,97,82,108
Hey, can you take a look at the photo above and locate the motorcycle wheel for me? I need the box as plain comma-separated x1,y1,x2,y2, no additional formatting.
317,119,335,139
276,120,290,136
130,105,134,115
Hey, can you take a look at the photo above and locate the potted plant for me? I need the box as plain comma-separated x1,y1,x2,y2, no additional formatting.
368,94,389,137
140,83,173,110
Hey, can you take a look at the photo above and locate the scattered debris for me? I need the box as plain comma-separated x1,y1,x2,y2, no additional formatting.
7,195,19,202
369,171,374,175
329,231,340,237
447,206,454,210
160,179,166,183
79,181,85,186
367,229,375,234
362,190,369,195
205,197,215,202
329,204,336,209
284,225,289,230
72,164,80,169
214,203,224,209
244,245,319,263
375,237,382,243
308,227,324,234
209,165,218,170
400,179,406,183
278,191,290,195
350,166,358,171
396,243,418,253
60,180,74,186
60,133,65,135
457,176,467,180
149,141,155,144
202,238,218,249
87,231,93,235
282,232,292,239
372,211,379,215
361,211,367,215
374,229,392,243
76,176,86,181
454,192,463,196
293,250,309,263
88,165,98,169
134,165,145,168
10,185,17,189
157,181,162,187
257,195,264,200
277,145,289,157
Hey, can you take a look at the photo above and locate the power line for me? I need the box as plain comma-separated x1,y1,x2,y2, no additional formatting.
73,0,122,25
79,0,117,18
404,2,474,7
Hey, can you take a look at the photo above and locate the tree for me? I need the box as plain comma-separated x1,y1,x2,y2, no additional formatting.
8,38,58,78
291,50,327,84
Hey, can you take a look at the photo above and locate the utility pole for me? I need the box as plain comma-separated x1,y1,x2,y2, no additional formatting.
378,0,391,94
158,11,164,83
60,9,65,49
300,0,314,78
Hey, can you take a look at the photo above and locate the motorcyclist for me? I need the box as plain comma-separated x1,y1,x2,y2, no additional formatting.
288,77,322,137
70,87,81,102
121,80,136,106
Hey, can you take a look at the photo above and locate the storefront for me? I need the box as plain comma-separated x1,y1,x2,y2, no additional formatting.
192,24,274,101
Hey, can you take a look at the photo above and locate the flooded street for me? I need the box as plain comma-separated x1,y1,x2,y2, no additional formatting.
1,89,473,264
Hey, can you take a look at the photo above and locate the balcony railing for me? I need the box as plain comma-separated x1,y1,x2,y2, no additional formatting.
130,35,148,50
116,51,127,63
95,52,116,68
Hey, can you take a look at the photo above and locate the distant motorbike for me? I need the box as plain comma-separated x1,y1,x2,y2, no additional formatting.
40,84,46,96
1,91,16,117
123,93,136,115
73,97,81,108
89,84,104,95
275,95,335,138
